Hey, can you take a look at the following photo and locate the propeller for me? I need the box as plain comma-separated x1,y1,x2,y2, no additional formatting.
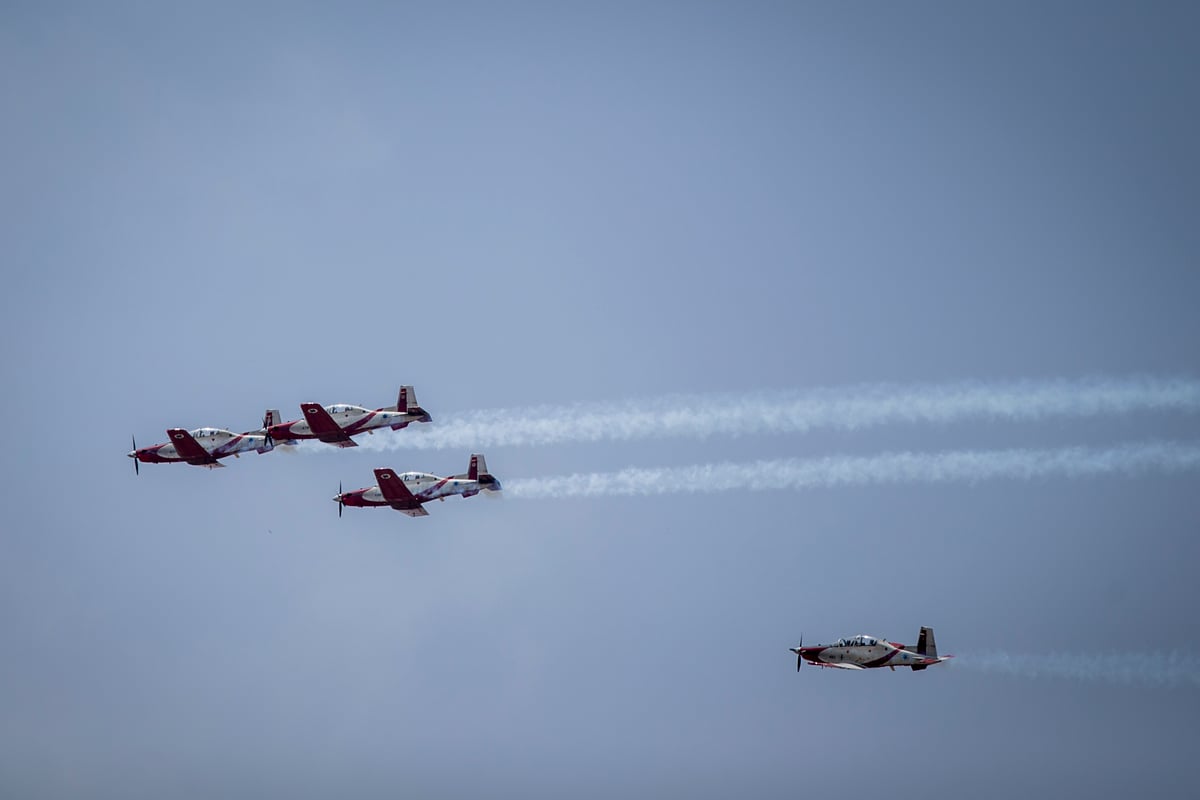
262,411,275,449
796,634,803,672
130,434,139,475
337,481,343,518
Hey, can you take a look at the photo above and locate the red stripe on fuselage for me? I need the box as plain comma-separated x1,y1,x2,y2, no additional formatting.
341,411,379,434
212,434,247,457
272,410,380,441
417,478,452,500
863,646,900,669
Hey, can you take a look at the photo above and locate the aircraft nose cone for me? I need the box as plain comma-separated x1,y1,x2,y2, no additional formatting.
127,451,137,459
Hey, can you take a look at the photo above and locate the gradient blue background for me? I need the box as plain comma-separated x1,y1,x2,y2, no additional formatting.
3,3,1199,797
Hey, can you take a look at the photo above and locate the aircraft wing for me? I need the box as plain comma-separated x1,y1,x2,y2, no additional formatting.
814,662,866,670
373,469,429,516
166,428,220,465
393,506,430,517
300,403,358,447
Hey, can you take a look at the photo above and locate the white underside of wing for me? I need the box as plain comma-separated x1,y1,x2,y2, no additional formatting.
396,506,430,517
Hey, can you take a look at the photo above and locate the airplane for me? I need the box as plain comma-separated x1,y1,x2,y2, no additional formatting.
334,454,501,518
268,385,431,448
789,627,953,672
128,411,281,472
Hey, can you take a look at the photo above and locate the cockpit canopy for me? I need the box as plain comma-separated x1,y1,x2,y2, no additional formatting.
328,404,361,414
399,472,437,482
191,427,227,438
835,635,881,647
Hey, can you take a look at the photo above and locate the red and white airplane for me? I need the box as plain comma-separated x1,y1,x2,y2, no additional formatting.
790,627,953,672
268,385,431,448
334,455,501,518
127,411,282,472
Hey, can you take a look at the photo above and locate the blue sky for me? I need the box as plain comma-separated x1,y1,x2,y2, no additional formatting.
2,3,1199,797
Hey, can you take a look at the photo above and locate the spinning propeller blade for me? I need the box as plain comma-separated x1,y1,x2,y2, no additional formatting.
130,435,139,475
338,481,343,518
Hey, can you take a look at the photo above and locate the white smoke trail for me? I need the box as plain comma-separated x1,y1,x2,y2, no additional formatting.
953,652,1200,689
354,376,1200,452
502,441,1200,499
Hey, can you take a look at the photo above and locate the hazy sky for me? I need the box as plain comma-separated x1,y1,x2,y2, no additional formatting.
2,3,1198,798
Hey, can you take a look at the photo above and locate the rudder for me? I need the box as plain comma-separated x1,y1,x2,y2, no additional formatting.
916,626,938,659
468,453,500,490
468,454,487,481
395,385,432,423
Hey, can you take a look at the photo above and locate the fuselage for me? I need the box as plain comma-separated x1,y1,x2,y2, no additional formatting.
339,471,487,506
130,427,271,465
270,404,428,441
793,634,946,670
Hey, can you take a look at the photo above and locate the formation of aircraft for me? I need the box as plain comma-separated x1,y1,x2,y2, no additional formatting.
334,454,501,518
268,385,431,448
789,626,952,672
128,385,499,520
128,385,431,470
127,410,282,472
128,386,955,681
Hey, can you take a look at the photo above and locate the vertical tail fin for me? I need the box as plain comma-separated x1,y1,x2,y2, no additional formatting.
263,409,281,430
916,627,938,659
468,454,487,481
394,385,431,422
467,453,500,489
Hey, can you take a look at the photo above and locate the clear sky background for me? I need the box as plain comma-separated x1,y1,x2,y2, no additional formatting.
2,2,1199,797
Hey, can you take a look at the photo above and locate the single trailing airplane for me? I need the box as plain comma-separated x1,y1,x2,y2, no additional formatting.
128,411,282,472
334,454,501,518
268,385,431,448
790,627,952,672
